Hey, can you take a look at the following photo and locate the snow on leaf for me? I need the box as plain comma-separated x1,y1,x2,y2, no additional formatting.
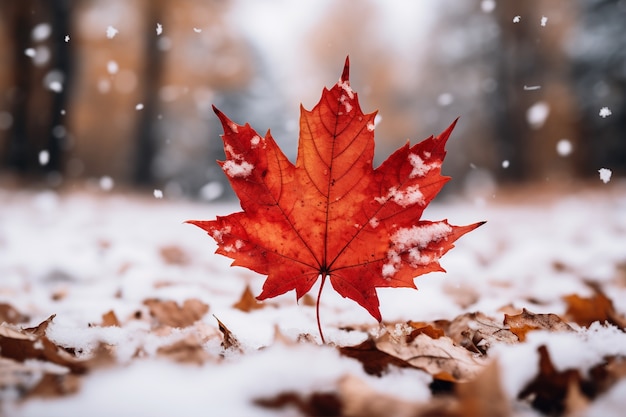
187,58,484,342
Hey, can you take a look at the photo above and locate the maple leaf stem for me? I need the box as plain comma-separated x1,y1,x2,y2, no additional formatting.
316,275,327,344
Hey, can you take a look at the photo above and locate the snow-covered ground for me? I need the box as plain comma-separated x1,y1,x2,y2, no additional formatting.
1,182,626,416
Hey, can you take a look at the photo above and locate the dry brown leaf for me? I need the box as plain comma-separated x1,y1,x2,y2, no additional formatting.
27,373,81,398
157,334,212,365
519,345,584,415
454,360,511,417
338,338,414,377
338,374,424,417
232,285,265,312
214,315,241,352
159,245,190,265
504,308,573,342
564,379,589,417
24,314,56,337
0,303,29,324
447,312,517,353
143,298,209,328
407,321,445,341
254,391,342,416
564,291,626,329
0,320,85,374
100,310,120,327
375,331,486,382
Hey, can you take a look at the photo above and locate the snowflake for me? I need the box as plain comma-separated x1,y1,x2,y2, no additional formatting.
106,26,119,39
513,15,521,23
599,107,612,118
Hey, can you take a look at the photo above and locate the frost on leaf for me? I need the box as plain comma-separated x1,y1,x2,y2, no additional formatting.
187,57,484,341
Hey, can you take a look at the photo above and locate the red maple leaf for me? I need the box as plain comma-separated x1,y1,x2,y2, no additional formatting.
188,58,484,342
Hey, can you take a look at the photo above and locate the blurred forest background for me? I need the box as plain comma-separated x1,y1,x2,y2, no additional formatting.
0,0,624,200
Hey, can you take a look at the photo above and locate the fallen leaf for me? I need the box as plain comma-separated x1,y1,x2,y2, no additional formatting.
0,319,85,374
375,331,486,382
0,303,29,324
143,298,209,328
454,360,511,417
214,315,241,352
100,310,120,327
519,345,584,415
254,391,342,417
187,57,484,341
338,374,425,417
157,334,212,365
447,312,517,353
504,308,573,342
564,290,626,329
338,338,414,377
407,321,445,341
159,245,190,266
232,285,265,312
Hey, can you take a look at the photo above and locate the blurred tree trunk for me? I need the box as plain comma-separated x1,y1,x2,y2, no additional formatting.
0,0,72,180
491,0,585,183
133,0,165,185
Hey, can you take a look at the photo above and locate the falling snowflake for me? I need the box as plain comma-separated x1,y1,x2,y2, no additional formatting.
39,150,50,166
513,15,521,23
153,189,163,199
502,160,510,169
599,107,612,118
135,103,144,111
598,168,612,184
556,139,573,157
193,28,202,33
100,176,114,191
481,0,495,13
106,26,119,39
156,23,163,35
64,35,70,43
107,60,119,74
540,16,548,27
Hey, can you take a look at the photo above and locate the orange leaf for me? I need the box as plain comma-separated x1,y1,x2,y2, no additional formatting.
188,57,484,341
564,292,626,329
504,308,573,342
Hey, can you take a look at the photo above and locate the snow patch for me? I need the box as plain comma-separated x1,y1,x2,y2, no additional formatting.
250,135,261,148
337,79,354,99
369,217,379,229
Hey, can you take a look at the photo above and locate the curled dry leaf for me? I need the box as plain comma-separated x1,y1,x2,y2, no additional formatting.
375,331,487,382
254,391,342,417
143,298,209,328
504,308,573,342
214,315,241,352
454,360,511,417
0,317,85,374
